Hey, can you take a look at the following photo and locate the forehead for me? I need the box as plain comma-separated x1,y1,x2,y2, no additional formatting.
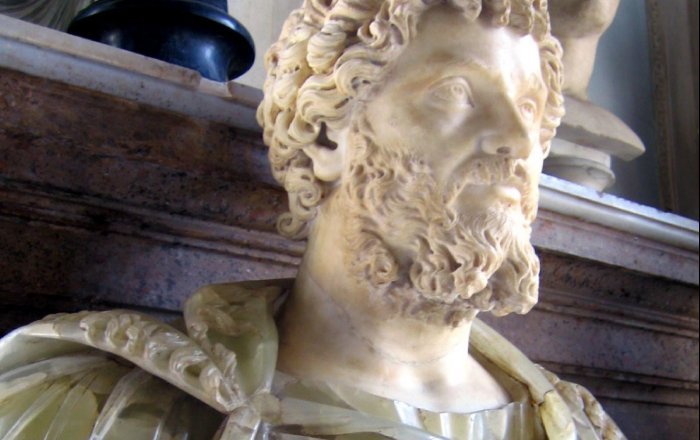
387,5,544,88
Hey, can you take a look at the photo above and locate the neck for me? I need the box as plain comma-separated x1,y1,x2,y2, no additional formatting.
276,196,511,413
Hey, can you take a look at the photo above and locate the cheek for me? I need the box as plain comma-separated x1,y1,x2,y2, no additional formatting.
521,149,543,220
525,142,545,175
365,100,418,147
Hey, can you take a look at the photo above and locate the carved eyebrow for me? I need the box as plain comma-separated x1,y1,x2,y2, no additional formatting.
426,57,546,101
424,51,491,72
432,59,523,94
523,73,547,96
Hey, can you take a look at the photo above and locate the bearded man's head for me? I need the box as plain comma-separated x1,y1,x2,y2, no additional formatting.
338,114,543,325
258,0,564,321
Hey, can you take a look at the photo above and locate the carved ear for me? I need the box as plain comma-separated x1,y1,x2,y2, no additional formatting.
303,143,344,182
302,123,344,182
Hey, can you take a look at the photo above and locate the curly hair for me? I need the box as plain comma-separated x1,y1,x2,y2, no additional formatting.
257,0,564,239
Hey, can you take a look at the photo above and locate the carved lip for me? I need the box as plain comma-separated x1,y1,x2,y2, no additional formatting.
489,183,522,203
452,181,524,215
449,156,531,213
454,180,524,203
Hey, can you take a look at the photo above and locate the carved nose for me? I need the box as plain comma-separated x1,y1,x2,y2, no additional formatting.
496,146,513,156
482,134,533,159
482,109,534,158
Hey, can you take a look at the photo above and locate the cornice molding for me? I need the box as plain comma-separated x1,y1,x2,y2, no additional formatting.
539,361,699,408
539,175,698,251
0,179,304,267
536,176,699,285
538,287,698,340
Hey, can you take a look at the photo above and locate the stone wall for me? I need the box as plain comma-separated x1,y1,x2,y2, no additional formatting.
1,55,698,440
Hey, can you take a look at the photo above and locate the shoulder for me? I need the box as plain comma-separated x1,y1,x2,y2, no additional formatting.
0,280,292,439
539,367,627,440
0,311,227,438
471,319,626,440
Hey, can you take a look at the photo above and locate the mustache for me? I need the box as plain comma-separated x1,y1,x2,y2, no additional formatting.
448,156,532,203
455,156,529,187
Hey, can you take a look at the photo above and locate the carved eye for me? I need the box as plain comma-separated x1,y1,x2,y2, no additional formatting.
518,99,538,123
428,77,474,109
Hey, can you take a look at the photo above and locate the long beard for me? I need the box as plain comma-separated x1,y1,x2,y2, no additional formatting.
340,118,540,325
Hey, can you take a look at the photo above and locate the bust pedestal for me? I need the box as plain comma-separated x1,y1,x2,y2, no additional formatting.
546,96,645,191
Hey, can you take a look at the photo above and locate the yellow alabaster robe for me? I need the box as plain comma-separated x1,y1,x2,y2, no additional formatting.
0,280,624,440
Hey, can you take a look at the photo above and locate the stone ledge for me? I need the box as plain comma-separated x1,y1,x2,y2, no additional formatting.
540,174,699,252
1,57,697,286
1,12,697,264
534,208,698,285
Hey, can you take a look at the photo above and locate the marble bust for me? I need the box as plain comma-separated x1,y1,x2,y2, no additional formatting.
0,1,625,439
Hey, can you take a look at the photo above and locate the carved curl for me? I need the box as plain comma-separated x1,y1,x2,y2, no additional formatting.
258,0,564,239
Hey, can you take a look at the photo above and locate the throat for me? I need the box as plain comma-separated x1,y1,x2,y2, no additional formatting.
275,262,512,413
274,194,512,413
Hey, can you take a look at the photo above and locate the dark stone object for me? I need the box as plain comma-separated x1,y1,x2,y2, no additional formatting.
67,0,255,81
